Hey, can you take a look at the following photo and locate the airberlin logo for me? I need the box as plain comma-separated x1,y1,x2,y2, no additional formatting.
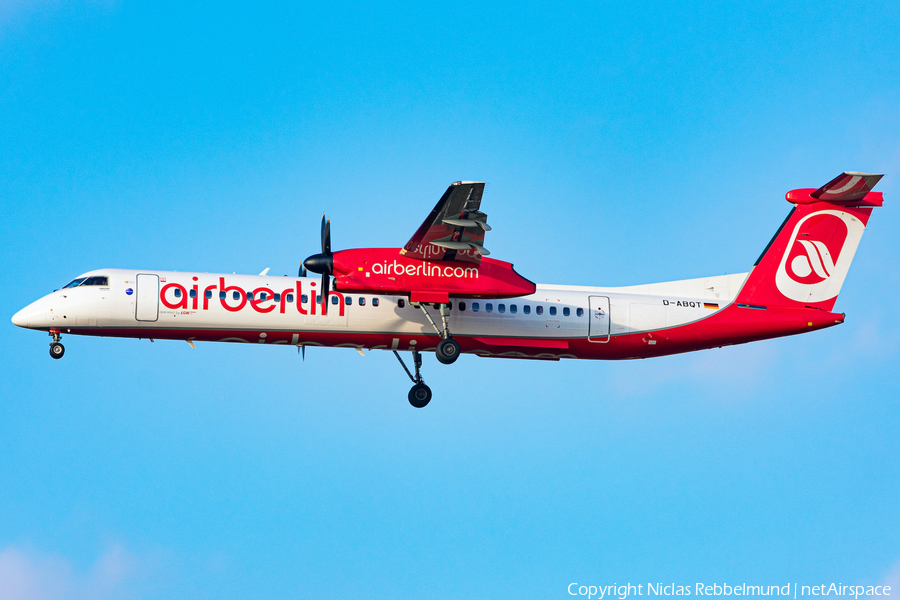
784,217,846,285
789,240,835,282
774,209,863,303
371,259,479,279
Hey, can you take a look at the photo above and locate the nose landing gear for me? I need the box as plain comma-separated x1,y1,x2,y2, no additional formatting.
394,349,432,408
49,332,65,359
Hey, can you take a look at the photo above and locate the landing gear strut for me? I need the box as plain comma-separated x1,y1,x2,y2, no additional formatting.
413,302,461,365
49,331,65,359
394,349,432,408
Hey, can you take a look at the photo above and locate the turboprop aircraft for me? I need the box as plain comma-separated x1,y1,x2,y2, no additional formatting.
12,172,885,407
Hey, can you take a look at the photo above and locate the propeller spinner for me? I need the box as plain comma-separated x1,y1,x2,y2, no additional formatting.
302,214,333,315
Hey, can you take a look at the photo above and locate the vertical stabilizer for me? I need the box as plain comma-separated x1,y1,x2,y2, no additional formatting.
735,172,883,312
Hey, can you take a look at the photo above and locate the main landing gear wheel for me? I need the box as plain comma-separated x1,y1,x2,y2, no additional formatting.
49,342,65,359
436,337,460,365
414,302,461,366
408,382,432,408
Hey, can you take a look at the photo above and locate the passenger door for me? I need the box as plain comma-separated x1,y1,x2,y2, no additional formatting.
135,274,159,322
588,295,610,343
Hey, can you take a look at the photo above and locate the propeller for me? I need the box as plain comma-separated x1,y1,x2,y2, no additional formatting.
302,214,333,315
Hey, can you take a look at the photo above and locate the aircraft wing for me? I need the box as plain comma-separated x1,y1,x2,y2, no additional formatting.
401,181,491,264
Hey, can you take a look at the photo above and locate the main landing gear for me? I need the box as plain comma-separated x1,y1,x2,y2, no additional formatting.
413,302,461,365
394,349,432,408
49,332,65,359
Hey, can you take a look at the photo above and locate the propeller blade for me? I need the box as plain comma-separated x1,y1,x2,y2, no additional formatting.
321,214,331,255
299,266,307,277
321,272,329,315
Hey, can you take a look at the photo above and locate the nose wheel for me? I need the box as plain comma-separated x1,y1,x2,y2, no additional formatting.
394,349,432,408
49,332,65,359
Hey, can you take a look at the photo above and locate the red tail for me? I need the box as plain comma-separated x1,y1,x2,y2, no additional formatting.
736,172,883,312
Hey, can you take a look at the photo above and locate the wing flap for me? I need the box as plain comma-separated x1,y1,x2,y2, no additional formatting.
401,181,489,263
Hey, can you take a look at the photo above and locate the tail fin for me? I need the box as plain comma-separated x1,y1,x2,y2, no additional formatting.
736,172,884,312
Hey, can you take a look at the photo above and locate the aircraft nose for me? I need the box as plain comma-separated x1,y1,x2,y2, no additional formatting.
11,301,46,329
12,306,32,328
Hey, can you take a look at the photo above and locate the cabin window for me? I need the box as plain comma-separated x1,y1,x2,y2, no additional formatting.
524,305,531,315
398,299,405,308
550,306,557,316
301,294,308,303
486,303,493,312
286,294,294,302
260,292,269,301
331,295,339,305
173,288,182,298
246,292,254,300
219,291,226,299
346,297,353,305
498,304,505,314
472,302,480,312
274,293,280,302
189,289,197,299
63,277,87,289
458,302,466,311
577,308,584,317
372,298,379,307
359,297,366,306
510,304,517,314
536,306,543,315
233,291,241,301
205,290,213,299
563,307,570,317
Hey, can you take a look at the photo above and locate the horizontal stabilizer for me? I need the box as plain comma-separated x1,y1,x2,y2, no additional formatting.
786,172,884,206
812,172,882,202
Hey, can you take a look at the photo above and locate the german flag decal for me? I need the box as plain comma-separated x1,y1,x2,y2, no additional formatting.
704,302,719,309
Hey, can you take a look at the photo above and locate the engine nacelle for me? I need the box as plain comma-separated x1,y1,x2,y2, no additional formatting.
331,248,535,303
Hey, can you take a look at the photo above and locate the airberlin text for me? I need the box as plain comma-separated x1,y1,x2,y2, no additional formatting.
159,277,344,316
567,584,891,600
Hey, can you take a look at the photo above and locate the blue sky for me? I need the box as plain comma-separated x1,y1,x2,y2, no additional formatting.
2,1,899,598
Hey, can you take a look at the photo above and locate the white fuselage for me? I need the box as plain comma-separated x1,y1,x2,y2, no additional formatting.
13,268,748,354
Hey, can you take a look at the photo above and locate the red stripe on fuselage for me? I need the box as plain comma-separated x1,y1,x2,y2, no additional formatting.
62,303,843,360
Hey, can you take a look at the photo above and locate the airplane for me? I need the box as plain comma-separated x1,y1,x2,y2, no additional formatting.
12,172,885,408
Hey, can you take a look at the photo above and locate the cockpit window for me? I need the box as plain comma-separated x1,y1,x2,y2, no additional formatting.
63,276,108,288
63,277,88,288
